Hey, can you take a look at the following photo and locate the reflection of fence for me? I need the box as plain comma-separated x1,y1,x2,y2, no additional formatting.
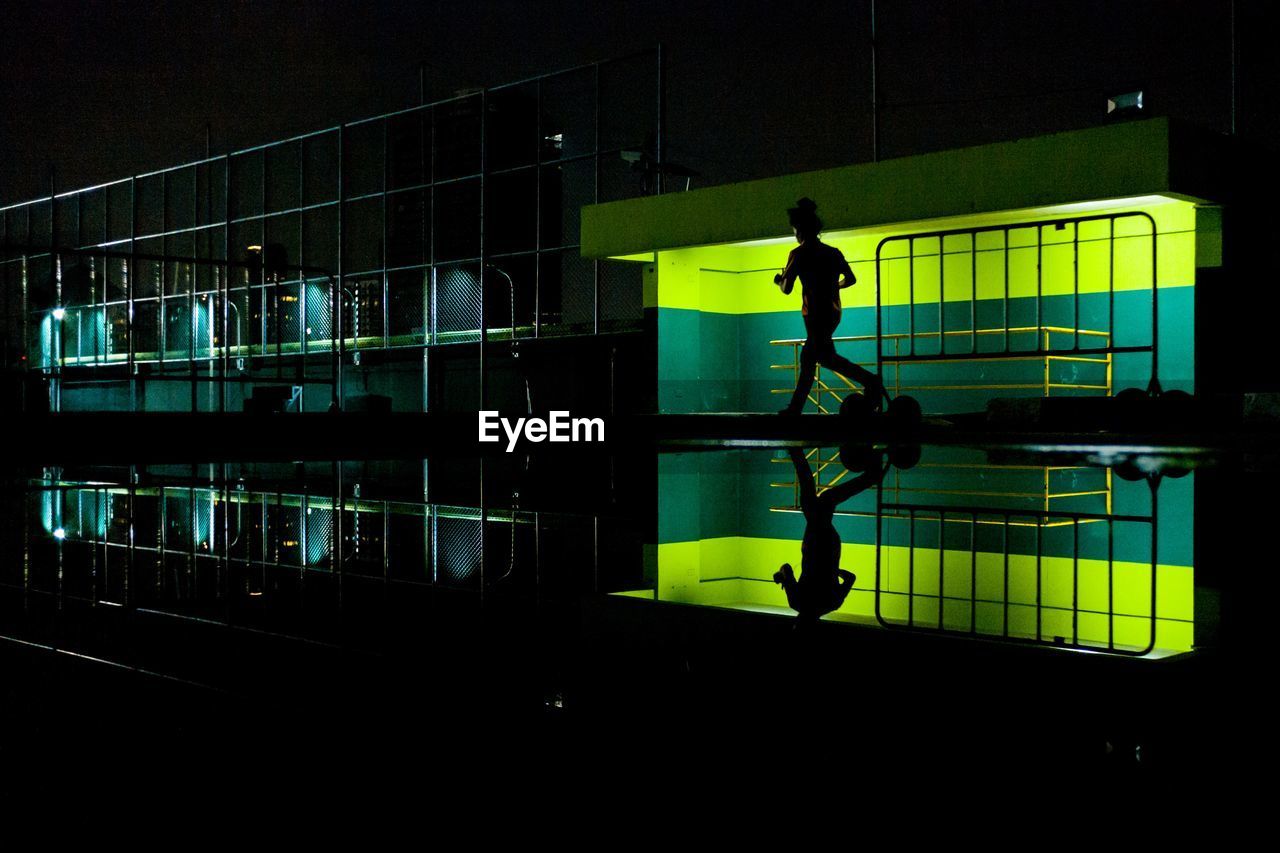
15,477,640,645
874,211,1159,398
872,497,1161,657
771,325,1112,413
768,452,1167,656
771,451,1112,525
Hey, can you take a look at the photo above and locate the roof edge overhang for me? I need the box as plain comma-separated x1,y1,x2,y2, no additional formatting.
582,117,1232,259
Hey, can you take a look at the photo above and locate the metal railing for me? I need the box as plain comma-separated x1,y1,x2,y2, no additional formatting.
2,49,663,412
5,243,346,411
770,325,1113,413
873,210,1160,395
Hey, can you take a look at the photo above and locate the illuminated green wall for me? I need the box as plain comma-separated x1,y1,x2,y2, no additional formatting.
648,536,1192,653
629,448,1195,656
581,118,1227,415
652,198,1199,413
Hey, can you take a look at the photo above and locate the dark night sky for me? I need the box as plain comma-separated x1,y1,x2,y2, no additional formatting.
1,0,1272,206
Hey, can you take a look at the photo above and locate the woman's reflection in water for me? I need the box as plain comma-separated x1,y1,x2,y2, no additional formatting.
775,446,887,626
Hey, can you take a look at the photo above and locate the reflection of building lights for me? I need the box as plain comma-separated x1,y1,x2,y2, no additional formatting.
52,307,66,320
52,527,67,540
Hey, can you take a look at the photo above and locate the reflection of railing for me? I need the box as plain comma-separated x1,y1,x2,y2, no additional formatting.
874,211,1160,395
771,451,1112,526
767,451,1163,656
18,478,631,612
872,497,1161,657
6,475,637,695
770,325,1113,414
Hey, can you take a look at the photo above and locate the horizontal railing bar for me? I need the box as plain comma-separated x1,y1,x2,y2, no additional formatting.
874,210,1157,245
881,345,1148,362
770,326,1112,345
879,501,1151,523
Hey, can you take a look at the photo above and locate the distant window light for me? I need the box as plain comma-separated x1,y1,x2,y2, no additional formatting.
1107,90,1144,115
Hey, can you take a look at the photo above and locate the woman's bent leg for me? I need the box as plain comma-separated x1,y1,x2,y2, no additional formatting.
782,340,820,413
818,344,885,408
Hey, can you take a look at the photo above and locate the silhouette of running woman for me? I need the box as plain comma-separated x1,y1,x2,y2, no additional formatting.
774,447,886,625
775,198,885,414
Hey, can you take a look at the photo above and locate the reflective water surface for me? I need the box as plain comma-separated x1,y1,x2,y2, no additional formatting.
0,443,1255,796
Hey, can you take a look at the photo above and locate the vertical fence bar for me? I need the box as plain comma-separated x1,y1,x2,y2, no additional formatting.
875,249,883,382
21,210,30,412
1107,517,1115,650
426,109,434,406
874,477,883,622
337,126,345,410
268,156,280,385
128,177,137,411
381,120,389,355
75,194,82,369
907,237,914,356
1035,224,1042,347
126,469,136,608
50,171,60,412
593,63,601,336
1072,221,1079,352
479,89,487,412
1001,514,1009,638
937,235,944,356
1,213,7,382
298,145,307,409
1034,516,1042,642
222,155,231,412
534,77,542,340
907,508,915,627
1002,229,1009,354
969,231,977,355
191,166,199,412
1149,479,1159,652
1147,214,1160,394
969,512,977,635
1108,219,1115,367
937,509,945,629
1072,519,1079,646
160,172,167,370
332,461,343,606
1043,329,1050,395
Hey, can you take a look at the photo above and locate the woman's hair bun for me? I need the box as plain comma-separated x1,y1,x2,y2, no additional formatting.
787,197,822,235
